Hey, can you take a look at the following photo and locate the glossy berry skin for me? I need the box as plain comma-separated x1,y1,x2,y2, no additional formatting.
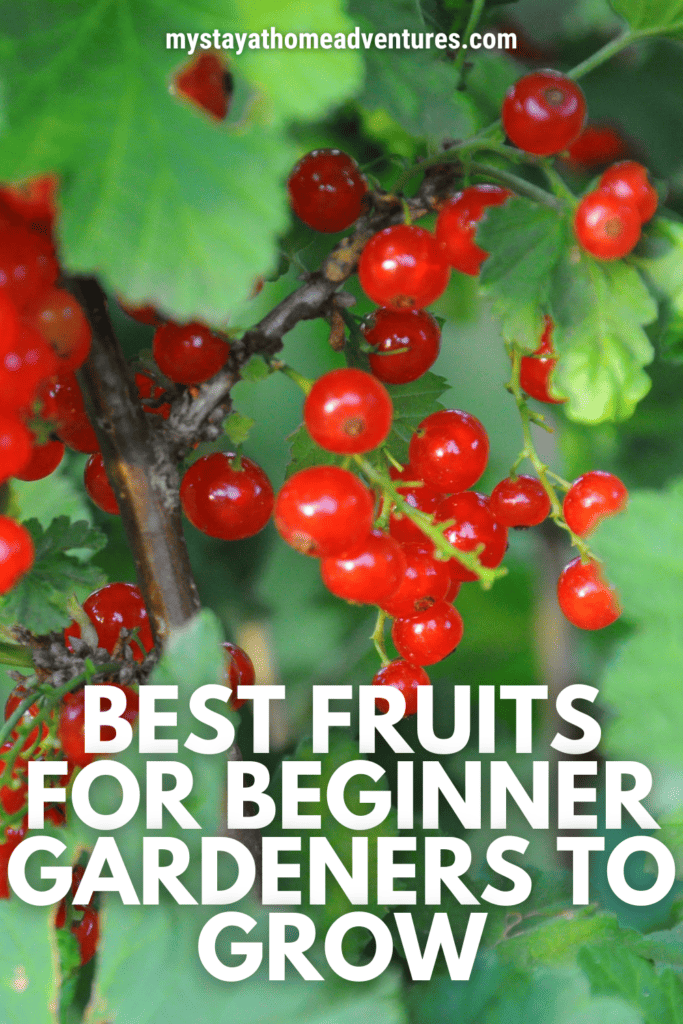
363,308,441,385
574,191,641,260
557,558,620,630
380,541,451,619
58,684,139,767
0,292,19,353
599,161,658,224
502,70,586,156
436,185,511,275
565,124,628,169
0,324,58,413
288,149,368,233
14,438,64,481
42,373,99,453
153,321,230,385
175,52,230,120
135,372,171,418
386,463,440,545
519,317,565,404
65,582,153,661
180,453,274,541
73,908,100,965
372,659,431,718
274,466,374,557
436,491,508,583
391,600,464,665
0,412,33,484
409,409,489,493
563,470,627,536
0,517,34,594
321,530,406,605
222,642,255,710
84,453,119,515
304,368,393,455
490,475,551,528
23,287,92,372
0,226,58,309
358,225,450,310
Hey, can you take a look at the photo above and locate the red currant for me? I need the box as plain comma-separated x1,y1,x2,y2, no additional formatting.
520,317,565,404
372,659,431,718
363,308,441,385
58,684,138,767
436,185,511,275
380,541,451,619
0,819,27,898
23,287,91,373
288,149,368,233
0,412,33,484
574,190,641,260
153,321,230,386
409,409,489,493
565,124,629,169
274,466,375,557
0,175,58,224
391,600,464,665
0,324,58,413
557,557,620,630
174,52,230,121
65,583,153,661
222,642,256,710
502,70,586,156
41,373,99,453
14,438,64,481
0,292,20,353
563,470,627,536
0,517,34,594
0,740,27,816
180,453,273,541
358,225,450,310
436,491,508,582
118,301,164,326
386,464,440,545
490,475,551,528
135,372,171,418
304,368,393,455
0,225,58,308
598,160,658,224
321,530,406,605
84,453,119,515
73,907,99,965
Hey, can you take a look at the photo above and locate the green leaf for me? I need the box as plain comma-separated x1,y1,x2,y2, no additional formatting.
0,517,107,632
240,356,271,383
498,911,624,970
579,942,683,1024
0,0,361,323
0,901,56,1024
224,412,255,446
550,254,657,423
632,219,683,363
609,0,683,37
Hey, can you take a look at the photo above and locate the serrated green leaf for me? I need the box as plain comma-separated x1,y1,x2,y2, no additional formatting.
0,901,56,1023
610,0,683,36
224,412,255,446
385,372,449,463
632,219,683,363
499,912,623,970
240,356,271,382
0,517,107,632
579,942,683,1024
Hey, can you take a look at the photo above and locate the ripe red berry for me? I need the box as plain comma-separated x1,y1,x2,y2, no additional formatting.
153,321,230,385
436,491,508,583
23,287,91,372
598,160,658,224
574,191,641,260
0,324,59,413
222,642,256,710
565,124,629,169
288,149,368,233
175,52,230,120
490,475,551,528
304,368,393,455
73,907,99,965
358,225,450,310
84,453,119,515
0,225,58,309
58,684,139,768
64,582,153,661
391,600,464,665
502,70,586,156
321,530,406,605
274,466,375,557
0,740,28,816
180,452,274,541
519,316,565,404
14,438,64,481
557,557,620,630
409,409,489,493
0,412,33,484
372,659,431,718
0,819,27,898
436,185,511,275
563,470,627,536
380,541,451,619
0,517,34,594
363,308,441,385
41,373,99,453
135,372,171,419
0,175,58,224
119,301,164,326
0,292,20,353
386,464,440,545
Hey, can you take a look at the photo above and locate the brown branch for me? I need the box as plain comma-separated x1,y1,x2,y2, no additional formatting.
71,277,201,647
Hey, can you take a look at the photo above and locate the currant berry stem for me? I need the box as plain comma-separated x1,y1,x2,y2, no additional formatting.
371,609,390,666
